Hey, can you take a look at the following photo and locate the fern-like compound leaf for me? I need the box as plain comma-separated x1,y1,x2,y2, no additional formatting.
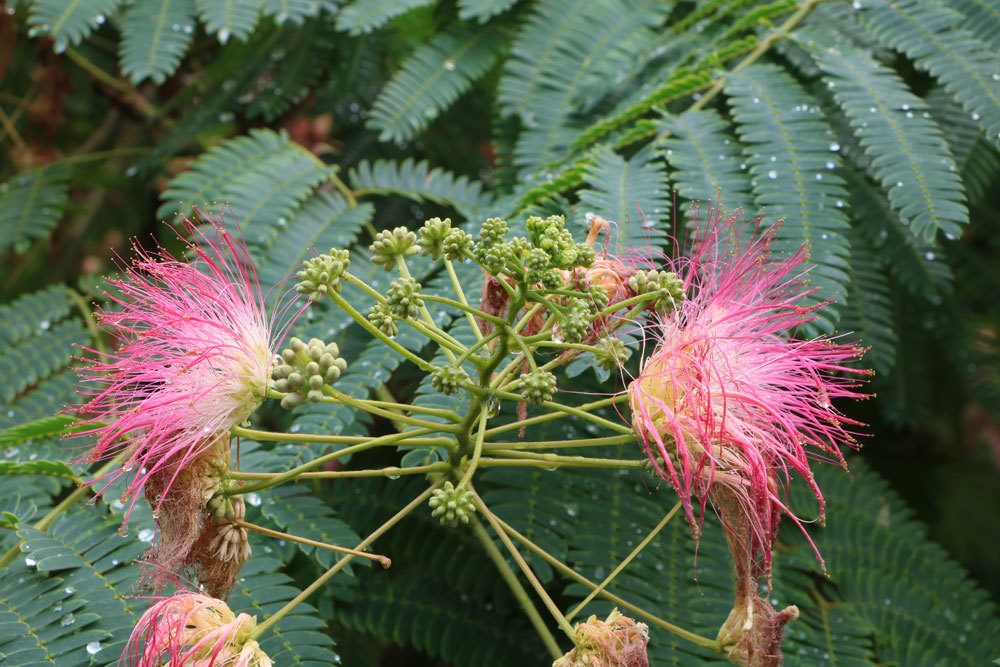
368,24,504,144
457,0,518,23
27,0,119,53
805,33,968,243
0,166,70,254
860,0,1000,150
195,0,262,43
348,158,491,222
725,63,852,332
660,109,755,215
578,145,671,249
119,0,197,84
335,0,435,35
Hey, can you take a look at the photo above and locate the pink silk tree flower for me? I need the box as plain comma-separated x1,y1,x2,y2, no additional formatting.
123,592,272,667
76,209,294,517
627,208,869,577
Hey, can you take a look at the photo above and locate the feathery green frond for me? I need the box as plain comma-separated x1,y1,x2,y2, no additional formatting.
0,319,87,404
804,33,968,242
335,0,435,35
928,87,1000,207
158,129,328,239
660,109,755,214
27,0,119,53
1,509,145,666
119,0,196,84
842,232,897,374
368,24,504,144
195,0,262,42
260,0,325,24
946,0,1000,51
0,286,74,349
845,167,953,299
0,461,78,481
457,0,518,23
348,158,491,221
578,145,670,249
725,63,851,331
0,166,69,254
859,0,1000,150
0,416,83,448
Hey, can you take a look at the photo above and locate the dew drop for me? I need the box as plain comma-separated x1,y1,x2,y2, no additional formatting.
826,161,835,169
24,556,36,567
828,143,840,152
443,60,456,71
138,528,155,543
925,251,935,261
767,170,778,179
39,320,51,331
971,112,981,121
752,97,760,104
87,641,103,655
835,200,844,208
246,493,262,507
218,28,230,44
61,613,76,626
65,586,75,594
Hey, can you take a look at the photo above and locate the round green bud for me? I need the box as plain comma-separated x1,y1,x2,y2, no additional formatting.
517,369,557,405
387,277,423,319
367,302,398,337
272,336,348,409
594,337,631,371
431,364,470,395
442,228,474,261
370,226,418,271
429,481,476,527
574,243,596,268
559,298,591,344
476,241,514,275
479,217,509,247
418,217,453,260
629,270,685,315
524,247,552,284
295,248,350,300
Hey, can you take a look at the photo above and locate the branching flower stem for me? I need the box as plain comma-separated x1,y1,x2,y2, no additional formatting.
230,424,452,449
477,455,644,471
468,515,563,659
483,434,635,450
224,428,440,496
396,258,459,363
322,385,462,433
442,258,485,340
464,385,633,435
328,290,434,371
228,462,449,481
566,501,682,621
458,410,490,488
471,490,578,644
250,483,441,640
483,395,628,438
490,512,722,653
237,519,391,568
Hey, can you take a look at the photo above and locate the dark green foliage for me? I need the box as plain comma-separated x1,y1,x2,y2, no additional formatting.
3,1,1000,665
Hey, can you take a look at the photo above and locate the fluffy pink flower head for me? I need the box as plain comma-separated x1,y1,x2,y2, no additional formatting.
123,592,272,666
75,208,297,520
627,207,868,577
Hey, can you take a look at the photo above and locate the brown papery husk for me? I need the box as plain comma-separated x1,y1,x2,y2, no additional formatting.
553,609,649,667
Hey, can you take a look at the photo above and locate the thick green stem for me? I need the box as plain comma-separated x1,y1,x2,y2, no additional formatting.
483,435,634,451
483,395,627,437
443,259,485,340
250,483,439,640
492,513,722,653
322,386,461,433
230,425,451,449
228,462,449,481
238,519,391,567
469,515,564,659
224,428,438,496
566,501,681,621
329,290,434,371
472,492,577,643
458,410,489,488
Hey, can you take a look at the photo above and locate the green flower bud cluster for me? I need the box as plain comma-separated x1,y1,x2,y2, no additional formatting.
370,226,418,271
206,491,240,524
431,364,470,395
367,302,398,337
474,217,513,275
628,270,686,314
525,215,592,269
585,284,610,312
296,248,350,300
442,228,473,260
429,481,476,527
418,217,452,260
272,337,347,409
524,248,553,284
594,337,630,371
559,298,592,344
386,277,423,319
518,369,557,405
